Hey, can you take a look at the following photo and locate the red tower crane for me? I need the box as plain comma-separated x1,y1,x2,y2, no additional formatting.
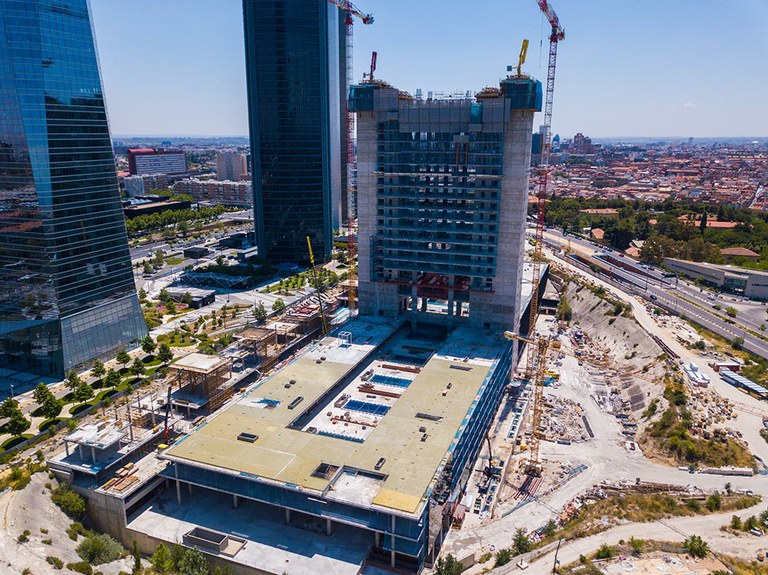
519,0,565,476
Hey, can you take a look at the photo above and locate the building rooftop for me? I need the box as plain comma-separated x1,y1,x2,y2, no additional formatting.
163,317,508,517
172,353,230,374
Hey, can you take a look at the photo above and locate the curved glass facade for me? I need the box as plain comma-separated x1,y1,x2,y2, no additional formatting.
243,0,336,264
0,0,146,379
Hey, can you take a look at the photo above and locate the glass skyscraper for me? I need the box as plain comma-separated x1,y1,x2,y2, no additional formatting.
243,0,343,265
0,0,147,380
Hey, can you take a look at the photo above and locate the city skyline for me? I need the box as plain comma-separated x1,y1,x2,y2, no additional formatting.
91,0,768,138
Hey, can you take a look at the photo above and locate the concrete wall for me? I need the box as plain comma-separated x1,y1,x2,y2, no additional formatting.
663,258,725,286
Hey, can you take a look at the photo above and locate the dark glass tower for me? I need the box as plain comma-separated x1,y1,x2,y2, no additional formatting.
243,0,340,265
0,0,147,380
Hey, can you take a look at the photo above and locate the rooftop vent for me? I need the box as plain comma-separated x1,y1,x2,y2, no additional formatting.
237,432,258,443
374,457,386,471
416,412,443,422
288,396,304,410
450,364,472,371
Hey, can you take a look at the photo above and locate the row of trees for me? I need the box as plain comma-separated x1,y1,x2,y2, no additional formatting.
126,205,226,235
541,197,768,267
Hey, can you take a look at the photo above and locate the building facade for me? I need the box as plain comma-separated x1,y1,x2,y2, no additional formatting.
0,0,147,379
122,173,172,197
174,178,252,206
215,151,247,182
127,148,187,175
243,0,344,264
349,77,542,331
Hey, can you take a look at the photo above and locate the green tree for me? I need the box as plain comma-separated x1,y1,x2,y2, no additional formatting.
132,539,142,574
0,397,20,418
143,261,154,275
6,412,31,437
150,543,173,573
166,300,177,314
91,360,106,379
50,484,86,519
74,382,94,403
494,548,512,567
731,337,744,351
595,544,613,559
699,211,708,235
182,291,193,305
76,533,124,565
254,301,268,323
177,220,190,237
178,548,209,575
629,537,644,555
116,349,131,369
158,288,171,303
705,493,721,512
725,306,737,318
131,358,146,377
33,382,53,406
683,535,709,558
158,343,174,365
104,369,121,388
170,544,186,571
272,298,286,314
41,395,63,420
215,255,225,267
153,250,165,268
556,295,573,322
435,553,464,574
66,370,82,391
512,528,532,556
730,515,742,530
138,287,148,301
141,335,156,355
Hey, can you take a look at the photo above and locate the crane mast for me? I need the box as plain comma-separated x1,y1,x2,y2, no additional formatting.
520,0,565,476
325,1,373,312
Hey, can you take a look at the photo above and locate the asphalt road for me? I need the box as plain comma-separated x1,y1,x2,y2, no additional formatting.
540,229,768,360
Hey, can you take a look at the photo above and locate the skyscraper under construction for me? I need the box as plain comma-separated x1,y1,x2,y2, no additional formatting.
350,76,542,333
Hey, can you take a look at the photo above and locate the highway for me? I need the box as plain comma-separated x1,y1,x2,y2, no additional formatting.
539,228,768,360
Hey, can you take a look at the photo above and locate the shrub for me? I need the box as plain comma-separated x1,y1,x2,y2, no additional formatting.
434,553,464,575
17,529,30,543
66,561,93,575
46,556,64,569
684,535,709,558
494,548,513,567
706,494,722,511
595,544,613,560
178,548,210,575
151,543,173,573
76,533,125,565
66,521,89,541
51,484,86,519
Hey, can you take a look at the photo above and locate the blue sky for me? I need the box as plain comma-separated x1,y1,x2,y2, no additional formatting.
91,0,768,138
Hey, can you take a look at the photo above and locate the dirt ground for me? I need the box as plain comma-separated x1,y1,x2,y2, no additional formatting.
0,473,132,575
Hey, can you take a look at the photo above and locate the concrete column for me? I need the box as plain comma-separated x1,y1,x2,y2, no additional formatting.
174,466,181,505
64,442,70,457
326,517,333,535
233,494,239,509
91,446,96,464
285,508,291,524
375,531,382,547
420,297,427,312
78,444,83,460
447,288,455,319
188,483,192,495
390,514,396,568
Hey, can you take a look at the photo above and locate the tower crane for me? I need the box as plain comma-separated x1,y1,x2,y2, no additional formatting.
514,0,565,477
326,1,373,312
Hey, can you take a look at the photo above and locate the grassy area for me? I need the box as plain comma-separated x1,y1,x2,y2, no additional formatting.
542,491,760,546
640,380,754,468
164,256,185,266
718,554,768,575
38,418,63,433
1,434,34,450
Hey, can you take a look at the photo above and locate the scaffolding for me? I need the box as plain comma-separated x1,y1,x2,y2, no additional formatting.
169,353,233,414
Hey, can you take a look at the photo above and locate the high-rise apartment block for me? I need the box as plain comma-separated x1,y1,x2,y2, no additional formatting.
174,178,252,206
243,0,345,264
350,77,542,332
215,151,248,182
127,147,187,176
0,0,147,379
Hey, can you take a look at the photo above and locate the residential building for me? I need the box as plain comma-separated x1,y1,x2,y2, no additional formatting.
243,0,345,264
0,0,147,380
122,173,172,197
216,151,248,182
349,75,543,331
174,178,252,206
128,148,187,175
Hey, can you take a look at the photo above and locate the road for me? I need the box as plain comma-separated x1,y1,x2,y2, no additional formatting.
540,229,768,360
